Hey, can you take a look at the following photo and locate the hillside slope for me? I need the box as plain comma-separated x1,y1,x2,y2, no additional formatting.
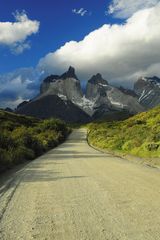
16,95,91,123
88,106,160,158
0,110,70,172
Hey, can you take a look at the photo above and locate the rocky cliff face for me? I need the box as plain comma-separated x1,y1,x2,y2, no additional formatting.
17,67,160,123
40,66,83,103
134,76,160,109
86,73,108,99
85,73,143,116
16,67,90,123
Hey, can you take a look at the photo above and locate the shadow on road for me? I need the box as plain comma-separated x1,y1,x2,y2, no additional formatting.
21,167,86,183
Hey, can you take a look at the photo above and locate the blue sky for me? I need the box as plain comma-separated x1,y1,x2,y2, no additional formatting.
0,0,160,108
0,0,120,73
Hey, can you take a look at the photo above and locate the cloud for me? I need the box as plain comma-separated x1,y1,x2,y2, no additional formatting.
72,8,88,16
0,68,42,108
108,0,160,18
2,3,160,108
38,3,160,87
11,42,31,55
0,10,40,54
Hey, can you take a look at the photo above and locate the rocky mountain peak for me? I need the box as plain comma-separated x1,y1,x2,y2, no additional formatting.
149,76,160,82
40,66,83,102
88,73,108,85
61,66,78,80
42,66,78,84
86,73,108,101
17,67,150,123
146,76,160,86
136,76,160,85
134,75,160,109
135,76,160,90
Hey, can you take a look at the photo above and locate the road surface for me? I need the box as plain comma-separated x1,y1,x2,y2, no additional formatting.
0,129,160,240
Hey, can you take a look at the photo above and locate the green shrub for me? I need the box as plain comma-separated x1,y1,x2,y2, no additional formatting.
9,146,35,164
143,142,160,151
122,140,133,151
88,106,160,158
0,148,11,168
0,110,70,172
0,131,15,149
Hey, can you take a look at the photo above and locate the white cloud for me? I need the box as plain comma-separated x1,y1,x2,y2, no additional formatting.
38,3,160,87
108,0,160,18
11,42,31,55
2,3,160,108
0,10,40,54
72,8,88,16
0,68,42,108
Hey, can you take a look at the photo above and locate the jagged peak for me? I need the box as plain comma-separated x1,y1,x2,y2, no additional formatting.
43,66,78,83
146,76,160,83
138,76,160,82
136,76,160,87
61,66,78,80
88,73,108,85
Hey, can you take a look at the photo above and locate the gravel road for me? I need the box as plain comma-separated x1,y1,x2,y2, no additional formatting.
0,129,160,240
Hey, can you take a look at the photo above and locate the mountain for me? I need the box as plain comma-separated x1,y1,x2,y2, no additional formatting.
16,95,91,123
17,101,30,109
40,66,83,103
134,76,160,109
4,107,13,112
16,67,90,123
85,73,143,117
16,66,146,123
118,86,138,98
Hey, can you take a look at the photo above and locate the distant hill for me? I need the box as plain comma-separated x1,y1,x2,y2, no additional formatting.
88,105,160,158
16,95,91,123
0,109,39,128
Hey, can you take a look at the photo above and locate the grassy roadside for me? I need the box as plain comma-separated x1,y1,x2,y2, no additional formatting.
0,110,71,172
87,106,160,167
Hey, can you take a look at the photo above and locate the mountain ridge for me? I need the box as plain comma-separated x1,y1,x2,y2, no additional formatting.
16,67,160,123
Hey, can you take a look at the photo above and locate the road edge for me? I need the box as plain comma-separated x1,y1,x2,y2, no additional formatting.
86,130,160,170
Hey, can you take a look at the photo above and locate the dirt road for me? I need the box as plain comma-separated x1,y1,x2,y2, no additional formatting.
0,129,160,240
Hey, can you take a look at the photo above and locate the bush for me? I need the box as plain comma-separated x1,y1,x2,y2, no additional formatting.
0,131,15,149
143,142,160,151
9,146,35,164
0,110,70,172
122,140,133,151
0,148,11,168
88,106,160,158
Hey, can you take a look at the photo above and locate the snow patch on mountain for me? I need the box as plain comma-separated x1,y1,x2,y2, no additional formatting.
72,95,96,116
98,83,108,87
108,95,127,109
138,90,154,102
58,94,67,101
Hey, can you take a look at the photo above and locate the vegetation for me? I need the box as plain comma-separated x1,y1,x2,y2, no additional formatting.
88,106,160,158
0,110,70,172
